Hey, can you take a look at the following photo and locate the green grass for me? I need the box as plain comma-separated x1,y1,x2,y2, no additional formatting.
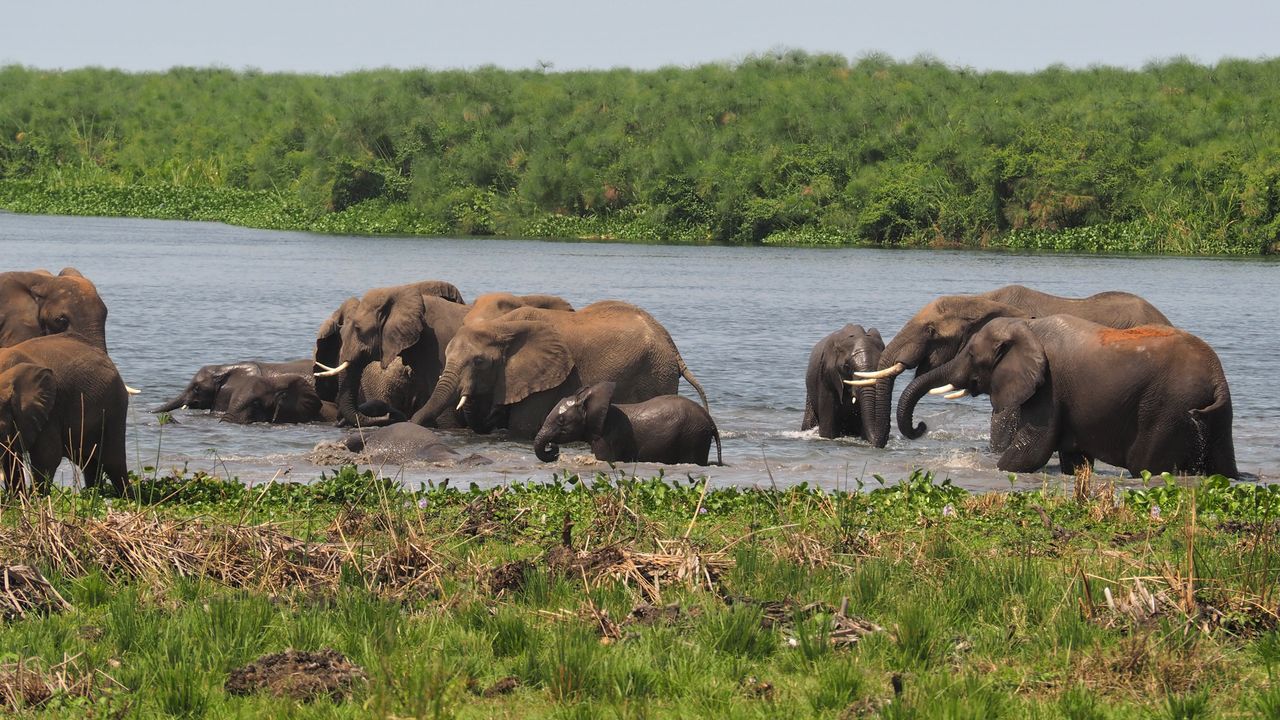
1,467,1278,717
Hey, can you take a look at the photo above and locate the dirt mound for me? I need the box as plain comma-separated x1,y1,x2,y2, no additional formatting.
225,648,365,701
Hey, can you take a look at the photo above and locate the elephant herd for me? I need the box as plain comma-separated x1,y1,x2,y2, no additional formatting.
0,268,1240,495
802,285,1238,479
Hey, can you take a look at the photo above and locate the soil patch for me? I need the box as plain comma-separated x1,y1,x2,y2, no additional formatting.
225,648,366,702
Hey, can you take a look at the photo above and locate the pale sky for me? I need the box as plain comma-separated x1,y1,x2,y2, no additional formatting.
3,0,1277,73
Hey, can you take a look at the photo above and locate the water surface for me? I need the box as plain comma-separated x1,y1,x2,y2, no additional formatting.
1,213,1275,491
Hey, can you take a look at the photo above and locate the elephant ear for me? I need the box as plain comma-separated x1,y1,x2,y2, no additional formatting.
413,280,466,305
380,292,426,369
582,382,616,437
989,321,1047,412
0,364,57,447
500,321,574,405
316,297,358,366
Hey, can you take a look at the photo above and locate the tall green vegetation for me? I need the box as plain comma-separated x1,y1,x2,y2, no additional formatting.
1,52,1278,254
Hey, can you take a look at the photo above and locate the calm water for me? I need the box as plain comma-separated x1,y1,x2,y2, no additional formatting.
0,212,1276,491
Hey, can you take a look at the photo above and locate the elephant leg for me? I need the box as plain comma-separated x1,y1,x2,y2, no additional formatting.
1058,448,1092,476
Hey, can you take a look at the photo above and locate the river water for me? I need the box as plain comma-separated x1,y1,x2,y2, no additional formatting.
0,212,1275,491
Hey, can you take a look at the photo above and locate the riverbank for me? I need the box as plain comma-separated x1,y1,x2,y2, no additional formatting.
3,58,1279,255
0,179,1260,255
2,467,1277,717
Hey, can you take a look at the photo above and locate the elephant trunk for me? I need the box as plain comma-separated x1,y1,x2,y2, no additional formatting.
413,361,460,427
337,363,393,427
856,379,878,443
534,426,560,462
151,390,190,414
897,364,950,440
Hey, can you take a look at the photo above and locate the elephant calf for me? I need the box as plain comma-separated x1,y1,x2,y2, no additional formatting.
0,335,128,494
534,382,722,466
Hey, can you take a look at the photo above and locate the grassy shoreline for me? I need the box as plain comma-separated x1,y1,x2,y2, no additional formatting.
0,179,1254,255
2,467,1278,717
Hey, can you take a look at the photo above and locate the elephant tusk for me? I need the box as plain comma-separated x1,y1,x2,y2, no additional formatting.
314,360,349,378
844,378,877,387
125,385,141,395
928,384,955,396
853,363,905,380
313,360,339,373
944,389,968,400
456,394,468,411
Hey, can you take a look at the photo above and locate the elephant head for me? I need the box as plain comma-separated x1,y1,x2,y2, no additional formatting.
533,381,615,462
0,268,109,351
896,317,1053,453
858,296,1027,446
414,317,574,434
802,324,883,440
0,363,57,457
223,375,329,424
314,280,465,428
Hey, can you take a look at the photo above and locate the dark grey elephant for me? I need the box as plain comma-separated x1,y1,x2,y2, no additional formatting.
801,324,883,441
896,316,1237,478
533,381,722,466
340,422,470,464
856,285,1172,447
0,335,128,494
152,359,315,414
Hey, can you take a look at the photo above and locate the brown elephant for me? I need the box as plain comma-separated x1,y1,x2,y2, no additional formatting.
315,284,575,428
0,334,128,494
801,324,883,441
313,280,468,427
0,268,109,351
855,285,1172,447
895,316,1237,478
413,300,710,439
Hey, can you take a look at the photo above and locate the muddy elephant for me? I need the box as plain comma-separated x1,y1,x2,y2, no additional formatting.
0,335,128,494
340,423,466,464
801,324,883,441
152,359,316,414
414,300,710,439
534,382,722,465
896,316,1237,478
855,285,1172,447
315,283,577,428
0,268,109,351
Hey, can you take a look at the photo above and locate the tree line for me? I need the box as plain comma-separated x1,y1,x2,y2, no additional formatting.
1,51,1277,254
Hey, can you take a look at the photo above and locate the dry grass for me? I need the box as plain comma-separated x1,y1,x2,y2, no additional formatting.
1,564,70,621
0,655,123,711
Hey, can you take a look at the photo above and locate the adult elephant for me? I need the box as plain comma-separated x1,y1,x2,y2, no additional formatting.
895,316,1237,478
313,281,467,428
152,359,315,413
855,285,1171,447
0,335,128,494
0,268,109,350
314,284,576,428
413,300,710,439
801,324,883,441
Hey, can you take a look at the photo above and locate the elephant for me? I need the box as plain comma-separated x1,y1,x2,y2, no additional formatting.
221,374,406,425
0,334,128,494
152,359,316,414
414,300,710,440
855,285,1172,447
340,423,468,464
314,283,577,429
313,280,468,428
895,316,1237,478
534,382,722,466
0,268,110,351
801,324,883,440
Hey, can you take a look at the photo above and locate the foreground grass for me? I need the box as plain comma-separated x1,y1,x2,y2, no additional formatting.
1,467,1279,718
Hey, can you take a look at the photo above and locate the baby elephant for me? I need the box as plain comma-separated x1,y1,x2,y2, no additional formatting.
534,382,722,466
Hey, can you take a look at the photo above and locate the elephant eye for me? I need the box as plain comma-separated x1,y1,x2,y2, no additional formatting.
49,314,70,331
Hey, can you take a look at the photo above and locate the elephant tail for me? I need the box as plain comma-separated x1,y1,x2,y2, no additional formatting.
1190,367,1237,478
679,359,711,413
709,417,724,467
